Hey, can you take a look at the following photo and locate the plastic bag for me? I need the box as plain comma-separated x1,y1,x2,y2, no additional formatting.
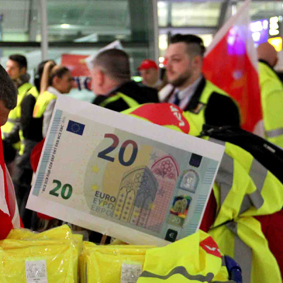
0,239,76,282
80,242,154,283
3,225,82,282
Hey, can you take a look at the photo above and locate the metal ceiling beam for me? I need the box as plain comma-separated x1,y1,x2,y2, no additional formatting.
39,0,48,60
159,0,283,2
150,0,159,62
159,26,217,35
0,41,149,48
28,0,38,41
159,0,225,2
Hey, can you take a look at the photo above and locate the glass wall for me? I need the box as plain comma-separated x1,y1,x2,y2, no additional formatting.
2,0,283,80
157,0,222,65
0,0,157,100
157,0,283,70
171,2,221,27
0,0,41,42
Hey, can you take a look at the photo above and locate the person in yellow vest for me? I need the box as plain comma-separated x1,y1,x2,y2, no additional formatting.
257,42,283,147
33,63,73,138
91,49,159,112
124,103,283,283
162,34,240,136
2,54,33,152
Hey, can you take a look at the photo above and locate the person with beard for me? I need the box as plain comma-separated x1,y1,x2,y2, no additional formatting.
162,34,240,136
2,55,33,152
91,49,159,112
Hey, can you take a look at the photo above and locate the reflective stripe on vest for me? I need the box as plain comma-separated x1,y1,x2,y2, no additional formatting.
140,267,214,282
137,231,230,283
215,153,234,208
265,128,283,138
226,221,253,283
99,92,140,109
239,159,266,214
216,152,267,215
7,118,18,123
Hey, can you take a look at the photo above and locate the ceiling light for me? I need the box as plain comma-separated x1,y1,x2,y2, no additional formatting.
158,2,166,8
61,24,70,29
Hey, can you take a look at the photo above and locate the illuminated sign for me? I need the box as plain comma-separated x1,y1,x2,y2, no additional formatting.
250,19,269,46
269,16,281,37
268,37,283,52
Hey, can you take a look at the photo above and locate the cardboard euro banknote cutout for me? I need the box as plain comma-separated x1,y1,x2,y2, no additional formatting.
27,97,224,245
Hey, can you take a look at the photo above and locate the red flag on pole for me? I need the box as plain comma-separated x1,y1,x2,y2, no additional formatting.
203,0,263,134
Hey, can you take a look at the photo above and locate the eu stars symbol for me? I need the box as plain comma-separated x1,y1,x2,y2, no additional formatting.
66,120,85,135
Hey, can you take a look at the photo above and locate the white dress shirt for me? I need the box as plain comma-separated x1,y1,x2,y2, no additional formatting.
169,76,202,110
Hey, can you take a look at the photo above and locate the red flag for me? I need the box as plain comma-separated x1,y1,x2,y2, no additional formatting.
203,0,263,134
0,129,21,239
61,54,92,91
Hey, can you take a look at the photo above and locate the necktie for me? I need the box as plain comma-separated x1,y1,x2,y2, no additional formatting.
173,92,180,106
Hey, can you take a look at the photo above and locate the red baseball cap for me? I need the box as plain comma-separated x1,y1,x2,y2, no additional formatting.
137,59,158,70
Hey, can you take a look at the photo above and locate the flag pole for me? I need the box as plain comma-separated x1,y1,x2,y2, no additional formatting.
206,0,251,56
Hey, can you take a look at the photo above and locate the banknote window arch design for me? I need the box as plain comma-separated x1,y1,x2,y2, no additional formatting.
114,166,158,228
178,169,199,193
146,155,180,232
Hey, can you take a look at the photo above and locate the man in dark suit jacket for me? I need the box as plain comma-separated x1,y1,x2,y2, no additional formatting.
163,34,240,136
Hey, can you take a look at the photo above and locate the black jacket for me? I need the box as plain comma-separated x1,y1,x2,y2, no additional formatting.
16,94,43,171
165,77,240,128
93,81,159,112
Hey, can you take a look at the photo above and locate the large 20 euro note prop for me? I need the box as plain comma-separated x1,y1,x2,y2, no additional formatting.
27,96,224,245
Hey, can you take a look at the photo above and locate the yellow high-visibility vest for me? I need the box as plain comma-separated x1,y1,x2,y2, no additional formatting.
258,61,283,147
209,140,282,283
137,230,230,283
18,86,39,155
99,92,140,109
33,91,57,118
1,82,33,150
182,80,232,136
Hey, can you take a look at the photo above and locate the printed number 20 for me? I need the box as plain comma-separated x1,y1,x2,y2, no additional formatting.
98,133,138,166
49,180,73,200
